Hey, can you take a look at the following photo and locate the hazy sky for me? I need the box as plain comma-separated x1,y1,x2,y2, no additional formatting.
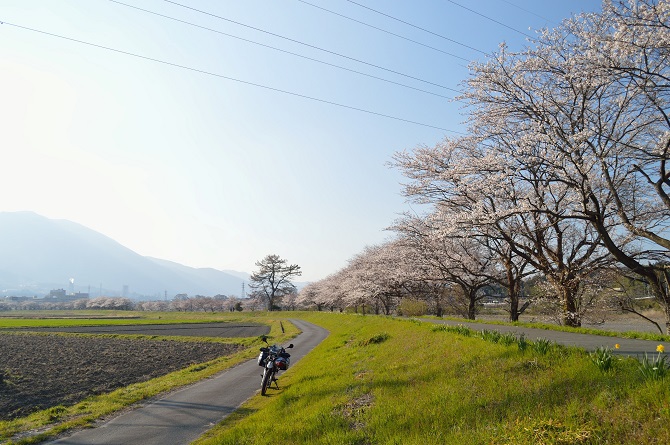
1,0,602,282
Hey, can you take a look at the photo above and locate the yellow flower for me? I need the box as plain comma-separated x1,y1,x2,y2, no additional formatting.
614,344,620,349
657,344,665,353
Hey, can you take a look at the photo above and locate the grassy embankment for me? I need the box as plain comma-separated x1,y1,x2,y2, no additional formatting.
195,312,670,445
0,312,299,445
3,310,670,444
427,314,670,342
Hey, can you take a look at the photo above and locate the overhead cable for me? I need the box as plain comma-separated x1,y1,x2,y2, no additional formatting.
498,0,555,25
109,0,456,100
158,0,459,93
344,0,488,55
296,0,470,62
0,21,464,134
444,0,534,39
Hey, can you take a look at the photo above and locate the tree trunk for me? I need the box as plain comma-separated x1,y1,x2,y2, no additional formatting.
546,274,581,328
509,296,520,322
507,274,521,322
432,293,444,317
467,291,477,320
560,285,581,328
648,270,670,335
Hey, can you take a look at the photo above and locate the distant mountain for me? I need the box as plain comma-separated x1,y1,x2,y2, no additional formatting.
146,258,246,298
221,269,251,281
0,211,247,298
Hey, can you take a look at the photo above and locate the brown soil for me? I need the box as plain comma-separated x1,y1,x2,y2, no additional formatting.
0,333,242,420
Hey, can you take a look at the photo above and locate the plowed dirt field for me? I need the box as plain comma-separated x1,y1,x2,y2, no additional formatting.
0,322,268,420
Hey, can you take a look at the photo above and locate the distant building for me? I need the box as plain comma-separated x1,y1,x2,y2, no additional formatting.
47,289,89,301
4,295,33,302
49,289,67,299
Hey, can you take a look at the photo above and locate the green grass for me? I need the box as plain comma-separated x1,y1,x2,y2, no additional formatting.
4,311,670,444
0,310,253,328
194,313,670,445
421,314,670,342
0,312,298,445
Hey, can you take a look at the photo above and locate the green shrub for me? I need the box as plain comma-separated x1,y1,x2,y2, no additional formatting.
517,333,529,353
499,332,517,346
590,347,614,373
480,329,502,343
433,324,473,337
358,333,390,346
638,349,669,381
532,338,553,355
397,299,428,317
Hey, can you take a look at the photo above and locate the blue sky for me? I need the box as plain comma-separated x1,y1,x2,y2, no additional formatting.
0,0,602,282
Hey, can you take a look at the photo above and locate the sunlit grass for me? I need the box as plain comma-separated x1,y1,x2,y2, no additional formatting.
4,311,670,444
0,310,256,328
421,314,670,342
195,313,670,445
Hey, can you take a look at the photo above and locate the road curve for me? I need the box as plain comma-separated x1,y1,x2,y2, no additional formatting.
47,319,328,445
422,318,670,357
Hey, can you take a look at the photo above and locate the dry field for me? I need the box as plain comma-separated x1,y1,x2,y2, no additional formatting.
0,323,269,420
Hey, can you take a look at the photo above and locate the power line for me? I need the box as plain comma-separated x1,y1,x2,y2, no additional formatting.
159,0,459,94
0,21,464,134
344,0,488,55
108,0,456,101
296,0,470,62
444,0,534,39
497,0,556,26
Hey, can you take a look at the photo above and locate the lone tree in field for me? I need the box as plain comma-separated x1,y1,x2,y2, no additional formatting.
249,254,302,311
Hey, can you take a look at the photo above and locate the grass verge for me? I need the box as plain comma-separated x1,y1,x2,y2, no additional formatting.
194,312,670,445
422,314,670,342
0,310,254,328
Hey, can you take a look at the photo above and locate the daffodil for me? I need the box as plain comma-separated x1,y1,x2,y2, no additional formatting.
657,344,665,353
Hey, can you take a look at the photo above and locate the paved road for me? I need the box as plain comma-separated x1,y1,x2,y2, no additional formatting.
422,318,670,357
47,319,328,445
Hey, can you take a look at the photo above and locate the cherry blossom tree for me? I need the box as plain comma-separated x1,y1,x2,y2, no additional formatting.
575,0,670,330
296,272,348,312
459,0,670,329
393,133,614,327
296,282,323,311
392,214,495,320
302,1,670,329
297,240,430,315
343,241,426,315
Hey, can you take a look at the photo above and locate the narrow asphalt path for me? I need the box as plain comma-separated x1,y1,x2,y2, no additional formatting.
422,318,670,357
48,319,328,445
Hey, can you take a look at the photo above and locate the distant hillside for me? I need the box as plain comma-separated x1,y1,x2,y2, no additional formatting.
146,257,246,298
0,212,247,298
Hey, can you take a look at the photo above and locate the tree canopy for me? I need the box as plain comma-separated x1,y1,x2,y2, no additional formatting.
249,254,302,311
298,0,670,332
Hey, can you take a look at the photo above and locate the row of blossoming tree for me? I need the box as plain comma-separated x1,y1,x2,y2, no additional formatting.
298,0,670,333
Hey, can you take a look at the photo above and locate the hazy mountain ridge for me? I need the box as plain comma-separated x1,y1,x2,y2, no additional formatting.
0,212,247,298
